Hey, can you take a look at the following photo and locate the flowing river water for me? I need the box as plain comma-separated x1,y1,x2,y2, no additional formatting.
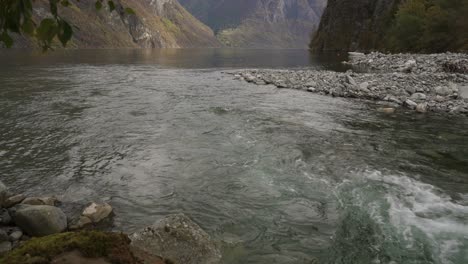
0,49,467,264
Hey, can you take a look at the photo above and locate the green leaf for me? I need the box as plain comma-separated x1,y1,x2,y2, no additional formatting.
124,8,135,15
108,1,115,12
95,0,103,11
57,20,73,46
0,32,14,48
21,19,36,36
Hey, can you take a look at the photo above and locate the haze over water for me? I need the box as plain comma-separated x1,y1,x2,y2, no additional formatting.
1,49,467,263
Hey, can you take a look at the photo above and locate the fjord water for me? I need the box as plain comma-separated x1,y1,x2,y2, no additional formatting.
1,49,467,264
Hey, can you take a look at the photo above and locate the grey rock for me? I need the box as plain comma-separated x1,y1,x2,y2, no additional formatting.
435,86,452,96
244,73,255,83
0,209,11,225
9,230,22,241
0,241,11,254
0,230,8,242
82,202,113,223
13,205,67,237
307,87,316,92
69,216,93,230
402,59,417,72
416,102,428,113
405,99,418,109
410,92,427,101
377,107,395,114
405,86,416,94
459,86,468,99
435,95,446,102
0,181,8,207
21,196,58,206
3,194,26,208
131,213,221,264
346,75,357,86
448,82,459,93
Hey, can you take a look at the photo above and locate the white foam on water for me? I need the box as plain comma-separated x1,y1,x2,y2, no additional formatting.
364,171,468,263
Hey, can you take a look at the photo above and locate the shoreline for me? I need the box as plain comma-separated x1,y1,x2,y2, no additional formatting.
231,52,468,115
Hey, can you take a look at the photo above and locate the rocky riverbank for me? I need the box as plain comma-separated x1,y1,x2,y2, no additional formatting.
231,52,468,115
0,181,220,263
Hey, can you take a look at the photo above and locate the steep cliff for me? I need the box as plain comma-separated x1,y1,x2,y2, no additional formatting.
179,0,327,48
12,0,220,49
310,0,400,52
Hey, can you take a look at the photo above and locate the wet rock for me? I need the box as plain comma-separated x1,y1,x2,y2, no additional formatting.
82,202,113,223
0,209,12,225
410,92,427,101
4,194,26,208
69,216,93,230
22,196,58,206
416,102,428,113
0,241,11,254
13,205,67,236
307,87,316,92
131,213,221,264
0,229,9,242
0,181,8,207
9,230,22,241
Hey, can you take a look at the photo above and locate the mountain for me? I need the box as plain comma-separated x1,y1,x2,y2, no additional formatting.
310,0,400,52
12,0,220,49
179,0,327,48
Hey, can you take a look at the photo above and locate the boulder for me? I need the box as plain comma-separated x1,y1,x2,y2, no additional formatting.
346,75,357,86
13,205,67,236
9,230,23,241
4,194,26,208
21,196,58,206
435,86,452,96
0,229,9,242
131,214,221,264
405,99,418,109
69,216,93,230
402,59,417,72
0,209,11,225
82,203,113,223
416,102,428,113
459,86,468,99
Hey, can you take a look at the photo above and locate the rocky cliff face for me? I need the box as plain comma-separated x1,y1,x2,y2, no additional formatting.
12,0,220,49
179,0,327,48
311,0,400,52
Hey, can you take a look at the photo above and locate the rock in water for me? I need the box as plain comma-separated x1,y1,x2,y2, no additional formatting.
416,103,428,113
82,202,113,223
131,213,221,264
21,196,58,206
12,205,67,236
0,181,8,207
4,194,25,208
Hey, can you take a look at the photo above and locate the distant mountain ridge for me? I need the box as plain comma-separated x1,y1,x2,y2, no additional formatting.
11,0,220,49
179,0,327,48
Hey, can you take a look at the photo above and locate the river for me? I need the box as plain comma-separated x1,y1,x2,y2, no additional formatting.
0,49,467,264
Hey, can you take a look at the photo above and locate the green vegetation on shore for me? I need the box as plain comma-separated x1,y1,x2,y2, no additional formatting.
1,231,137,264
387,0,468,52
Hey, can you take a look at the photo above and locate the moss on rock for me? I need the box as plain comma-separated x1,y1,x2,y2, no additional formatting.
0,231,139,264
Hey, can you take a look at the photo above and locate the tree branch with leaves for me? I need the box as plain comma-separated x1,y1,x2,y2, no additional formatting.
0,0,135,51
